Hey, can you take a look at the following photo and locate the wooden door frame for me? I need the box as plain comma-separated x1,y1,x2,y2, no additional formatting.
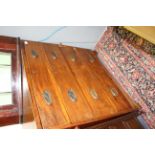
0,36,22,126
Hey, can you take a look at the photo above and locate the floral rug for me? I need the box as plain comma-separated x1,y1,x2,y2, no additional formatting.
96,27,155,128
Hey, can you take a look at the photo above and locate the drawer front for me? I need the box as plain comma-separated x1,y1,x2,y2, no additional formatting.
43,44,94,124
24,42,70,128
76,48,134,112
86,117,143,129
60,47,115,119
61,47,135,119
86,50,134,110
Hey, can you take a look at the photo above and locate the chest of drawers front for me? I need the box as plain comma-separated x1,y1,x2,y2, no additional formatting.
22,41,139,129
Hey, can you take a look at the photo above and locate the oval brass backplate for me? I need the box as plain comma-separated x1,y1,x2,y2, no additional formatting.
110,88,118,97
51,51,57,60
68,89,77,102
88,54,95,63
31,50,38,58
90,89,98,100
70,52,76,62
42,90,52,105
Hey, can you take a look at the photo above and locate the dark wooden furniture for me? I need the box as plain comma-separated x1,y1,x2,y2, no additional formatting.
22,41,143,129
0,36,21,126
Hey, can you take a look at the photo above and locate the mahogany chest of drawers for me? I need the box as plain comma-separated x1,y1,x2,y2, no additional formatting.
21,41,143,129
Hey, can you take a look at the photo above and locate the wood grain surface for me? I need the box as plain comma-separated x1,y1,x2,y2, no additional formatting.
22,41,141,129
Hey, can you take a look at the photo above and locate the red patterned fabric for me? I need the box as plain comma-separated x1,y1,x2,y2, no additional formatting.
96,27,155,128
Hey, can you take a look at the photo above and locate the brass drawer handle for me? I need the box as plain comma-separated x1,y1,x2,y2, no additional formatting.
70,52,76,62
51,51,57,60
31,50,38,58
42,90,52,105
68,89,77,102
90,89,98,100
88,54,95,63
110,88,118,97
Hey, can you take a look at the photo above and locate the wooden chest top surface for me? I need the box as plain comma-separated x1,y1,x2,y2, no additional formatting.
22,41,139,129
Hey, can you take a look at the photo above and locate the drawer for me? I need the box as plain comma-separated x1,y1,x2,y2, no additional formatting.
105,117,143,129
77,48,135,112
84,116,143,129
24,42,70,128
61,46,136,119
43,44,94,124
61,46,117,118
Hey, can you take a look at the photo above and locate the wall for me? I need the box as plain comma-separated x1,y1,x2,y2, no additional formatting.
0,26,106,50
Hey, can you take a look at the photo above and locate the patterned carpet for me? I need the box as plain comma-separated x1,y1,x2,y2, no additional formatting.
96,27,155,128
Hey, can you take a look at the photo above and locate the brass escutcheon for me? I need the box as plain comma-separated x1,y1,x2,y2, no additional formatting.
110,88,118,97
51,51,57,60
90,89,98,100
88,54,95,63
42,90,52,105
31,50,38,58
68,89,77,102
70,52,76,62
